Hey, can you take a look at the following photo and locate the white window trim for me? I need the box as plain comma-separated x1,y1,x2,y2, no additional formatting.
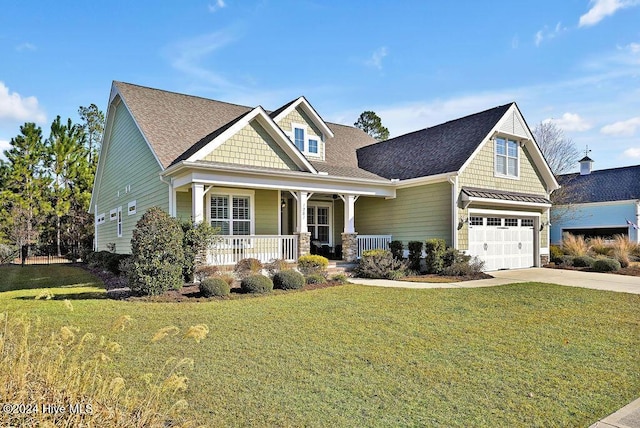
117,206,123,238
110,208,117,221
494,137,520,180
290,122,323,157
97,213,106,225
206,188,255,235
128,200,137,215
307,201,332,246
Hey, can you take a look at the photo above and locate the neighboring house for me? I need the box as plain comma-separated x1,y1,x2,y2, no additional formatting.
550,157,640,244
90,82,559,271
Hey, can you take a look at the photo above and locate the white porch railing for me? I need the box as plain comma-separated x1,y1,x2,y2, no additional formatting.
356,235,392,259
208,235,298,266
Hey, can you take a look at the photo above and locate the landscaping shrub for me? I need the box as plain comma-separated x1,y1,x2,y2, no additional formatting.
572,255,595,268
265,258,292,278
273,270,305,290
86,251,129,275
194,265,219,282
354,249,405,279
128,207,185,296
407,241,423,272
106,254,130,275
305,274,327,285
560,255,574,267
562,233,588,256
216,272,236,288
297,255,329,277
240,274,273,293
442,256,485,276
549,245,564,263
181,220,219,283
0,244,17,264
388,240,404,260
330,273,349,284
424,238,446,274
199,277,230,297
592,258,621,272
234,258,263,279
611,234,636,268
588,237,611,256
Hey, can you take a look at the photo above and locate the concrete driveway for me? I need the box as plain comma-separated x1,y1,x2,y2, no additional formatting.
349,267,640,294
490,267,640,294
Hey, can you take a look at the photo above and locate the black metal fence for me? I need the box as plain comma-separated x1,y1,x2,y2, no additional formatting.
13,244,80,266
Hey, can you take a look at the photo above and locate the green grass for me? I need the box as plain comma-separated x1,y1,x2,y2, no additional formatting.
1,265,639,427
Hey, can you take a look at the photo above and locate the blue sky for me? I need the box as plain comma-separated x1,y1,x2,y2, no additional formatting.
1,0,639,171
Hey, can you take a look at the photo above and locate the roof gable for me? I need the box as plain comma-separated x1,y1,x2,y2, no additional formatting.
356,104,512,179
271,96,334,139
183,106,316,172
557,165,640,203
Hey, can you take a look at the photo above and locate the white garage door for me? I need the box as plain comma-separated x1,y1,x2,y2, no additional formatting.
468,216,534,271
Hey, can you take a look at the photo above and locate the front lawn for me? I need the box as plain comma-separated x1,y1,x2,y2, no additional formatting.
1,265,639,427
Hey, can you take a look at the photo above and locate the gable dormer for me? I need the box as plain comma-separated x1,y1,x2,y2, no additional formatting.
271,97,334,162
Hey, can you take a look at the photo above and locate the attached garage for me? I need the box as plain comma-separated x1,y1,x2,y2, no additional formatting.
468,215,536,271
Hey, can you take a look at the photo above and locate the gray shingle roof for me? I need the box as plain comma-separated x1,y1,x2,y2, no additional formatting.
355,103,513,179
462,187,551,204
557,165,640,203
114,82,383,180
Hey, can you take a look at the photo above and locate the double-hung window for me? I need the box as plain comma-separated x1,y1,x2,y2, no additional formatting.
294,127,305,151
495,137,519,178
210,194,252,235
307,204,330,244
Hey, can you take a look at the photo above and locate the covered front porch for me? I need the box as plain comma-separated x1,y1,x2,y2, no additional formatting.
166,165,395,265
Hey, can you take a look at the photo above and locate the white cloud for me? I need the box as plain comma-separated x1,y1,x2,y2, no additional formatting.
543,112,592,132
0,82,46,124
365,47,388,70
511,35,519,49
623,147,640,157
15,42,36,52
579,0,640,27
208,0,226,13
534,22,567,46
621,42,640,54
601,116,640,136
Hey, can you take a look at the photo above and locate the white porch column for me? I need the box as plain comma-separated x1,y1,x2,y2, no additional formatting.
343,194,356,233
192,183,205,224
295,191,308,233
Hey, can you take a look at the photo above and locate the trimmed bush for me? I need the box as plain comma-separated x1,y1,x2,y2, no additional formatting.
265,258,292,278
194,265,219,282
354,249,405,279
572,255,595,268
592,258,621,272
305,274,327,285
234,258,263,280
199,277,230,297
407,241,423,272
241,274,273,293
560,255,574,267
550,245,564,263
424,239,447,274
273,270,305,290
181,220,219,283
330,273,349,284
388,241,404,260
297,255,329,277
442,256,485,276
128,207,185,296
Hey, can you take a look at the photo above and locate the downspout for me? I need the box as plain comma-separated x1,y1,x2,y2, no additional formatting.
636,200,640,244
94,204,98,251
448,175,458,249
159,176,174,217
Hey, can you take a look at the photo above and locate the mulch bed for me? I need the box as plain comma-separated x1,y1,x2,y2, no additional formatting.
401,273,492,283
544,263,640,277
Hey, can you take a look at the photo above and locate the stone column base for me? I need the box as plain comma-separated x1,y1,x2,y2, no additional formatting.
341,232,358,262
295,232,311,259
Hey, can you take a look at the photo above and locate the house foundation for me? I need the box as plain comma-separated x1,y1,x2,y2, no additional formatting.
296,232,311,259
341,232,358,262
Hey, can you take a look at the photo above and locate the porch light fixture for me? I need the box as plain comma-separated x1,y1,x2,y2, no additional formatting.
281,199,286,208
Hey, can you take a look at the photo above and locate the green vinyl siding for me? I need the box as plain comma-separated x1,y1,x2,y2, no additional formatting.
355,182,452,246
333,199,344,245
94,102,167,254
176,190,192,221
254,189,278,235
